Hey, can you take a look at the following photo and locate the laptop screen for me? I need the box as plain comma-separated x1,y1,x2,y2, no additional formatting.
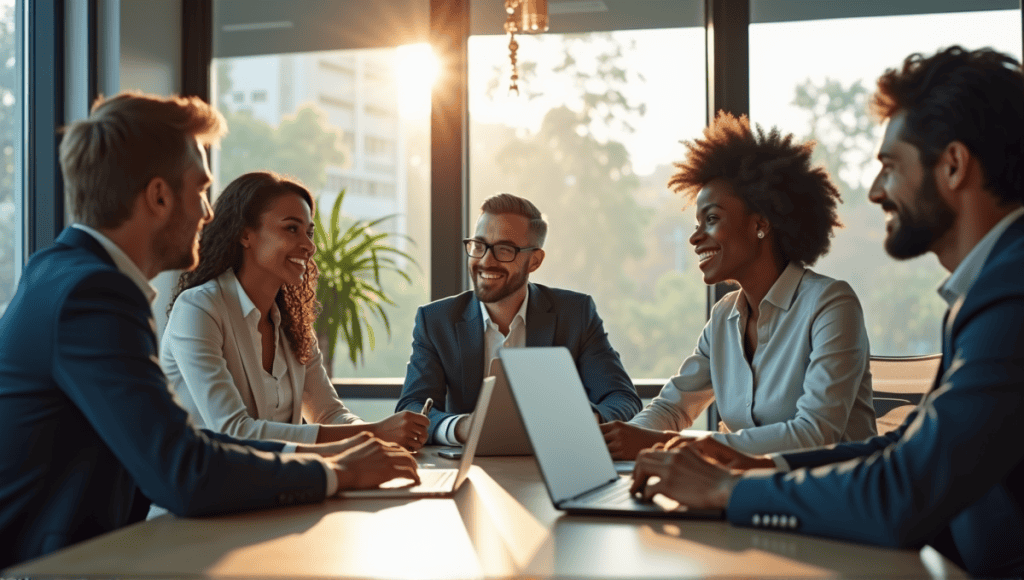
500,347,618,504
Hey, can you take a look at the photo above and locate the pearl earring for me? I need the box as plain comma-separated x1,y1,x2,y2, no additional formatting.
757,231,765,239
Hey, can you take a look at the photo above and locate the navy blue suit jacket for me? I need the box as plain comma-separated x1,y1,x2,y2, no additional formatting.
396,283,641,443
0,228,327,569
728,217,1024,578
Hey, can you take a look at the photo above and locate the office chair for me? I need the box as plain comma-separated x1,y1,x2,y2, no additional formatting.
869,354,941,434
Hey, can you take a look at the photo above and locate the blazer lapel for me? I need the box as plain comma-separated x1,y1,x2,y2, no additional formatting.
456,296,485,402
526,283,556,346
216,272,273,419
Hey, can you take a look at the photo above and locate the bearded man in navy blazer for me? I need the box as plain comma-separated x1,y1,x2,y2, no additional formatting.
0,92,418,569
396,193,641,445
631,46,1024,578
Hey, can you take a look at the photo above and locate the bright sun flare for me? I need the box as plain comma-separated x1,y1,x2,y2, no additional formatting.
395,43,440,120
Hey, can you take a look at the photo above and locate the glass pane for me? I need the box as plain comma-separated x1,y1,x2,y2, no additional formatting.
0,0,21,317
469,26,706,379
212,46,431,378
750,6,1022,355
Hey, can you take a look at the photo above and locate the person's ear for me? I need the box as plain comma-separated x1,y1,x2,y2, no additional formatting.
937,141,971,193
239,228,253,250
141,176,174,221
527,248,545,273
754,215,771,240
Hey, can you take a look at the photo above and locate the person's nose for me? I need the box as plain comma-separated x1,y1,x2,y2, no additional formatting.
868,170,886,205
689,226,703,247
201,195,214,225
301,232,316,257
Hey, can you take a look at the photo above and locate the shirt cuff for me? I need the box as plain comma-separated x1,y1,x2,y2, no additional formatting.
281,443,299,453
435,414,468,446
770,453,791,471
320,457,339,496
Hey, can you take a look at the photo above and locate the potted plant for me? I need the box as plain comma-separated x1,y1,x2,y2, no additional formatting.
313,189,417,374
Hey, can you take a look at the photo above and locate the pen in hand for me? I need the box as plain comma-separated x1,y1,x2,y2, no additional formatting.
420,398,433,415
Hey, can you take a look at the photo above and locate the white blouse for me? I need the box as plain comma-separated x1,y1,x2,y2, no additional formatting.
630,263,876,454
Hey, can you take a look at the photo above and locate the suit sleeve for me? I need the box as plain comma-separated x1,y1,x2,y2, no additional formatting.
576,296,642,422
710,282,873,454
727,295,1024,549
54,272,326,517
396,306,454,443
164,292,322,443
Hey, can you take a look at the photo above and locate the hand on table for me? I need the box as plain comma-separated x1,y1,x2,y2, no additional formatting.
600,421,679,460
629,446,740,510
369,410,431,451
329,435,420,491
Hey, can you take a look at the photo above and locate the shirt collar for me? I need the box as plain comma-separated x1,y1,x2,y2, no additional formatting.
72,223,158,305
728,262,806,320
480,284,530,331
232,270,280,325
937,206,1024,307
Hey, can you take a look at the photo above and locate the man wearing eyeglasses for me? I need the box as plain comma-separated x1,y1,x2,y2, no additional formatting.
396,193,641,445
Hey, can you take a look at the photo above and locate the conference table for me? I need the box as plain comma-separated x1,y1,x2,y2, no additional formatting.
8,449,968,579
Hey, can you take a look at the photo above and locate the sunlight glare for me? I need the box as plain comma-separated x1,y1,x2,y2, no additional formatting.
395,43,439,120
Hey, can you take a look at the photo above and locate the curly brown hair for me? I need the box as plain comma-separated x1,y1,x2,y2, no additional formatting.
668,111,842,267
170,171,321,364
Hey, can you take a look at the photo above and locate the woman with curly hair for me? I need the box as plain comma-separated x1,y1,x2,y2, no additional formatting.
602,112,876,460
162,171,429,450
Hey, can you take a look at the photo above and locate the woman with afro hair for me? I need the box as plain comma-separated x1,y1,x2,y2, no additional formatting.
602,112,876,460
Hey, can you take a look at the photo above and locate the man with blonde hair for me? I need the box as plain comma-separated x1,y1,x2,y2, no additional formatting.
396,193,641,445
0,92,418,568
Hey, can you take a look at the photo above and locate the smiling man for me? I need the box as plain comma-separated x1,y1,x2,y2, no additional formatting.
396,193,641,444
630,46,1024,579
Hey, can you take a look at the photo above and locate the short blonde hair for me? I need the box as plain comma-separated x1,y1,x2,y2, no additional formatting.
59,92,227,229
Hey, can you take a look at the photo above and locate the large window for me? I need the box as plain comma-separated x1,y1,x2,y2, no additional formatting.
750,3,1023,355
469,24,707,379
212,1,431,378
0,0,22,316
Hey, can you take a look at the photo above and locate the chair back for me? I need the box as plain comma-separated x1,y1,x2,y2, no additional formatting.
870,354,941,433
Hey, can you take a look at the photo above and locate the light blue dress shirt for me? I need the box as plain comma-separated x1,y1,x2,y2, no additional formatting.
630,263,876,454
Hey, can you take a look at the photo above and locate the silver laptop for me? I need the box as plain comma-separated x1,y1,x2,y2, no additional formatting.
337,377,495,499
500,347,724,519
441,358,533,458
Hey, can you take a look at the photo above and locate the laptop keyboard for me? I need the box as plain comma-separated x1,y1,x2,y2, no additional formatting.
586,480,635,507
414,468,457,490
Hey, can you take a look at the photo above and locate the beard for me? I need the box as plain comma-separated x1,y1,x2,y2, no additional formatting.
884,173,956,260
471,263,529,304
154,205,200,272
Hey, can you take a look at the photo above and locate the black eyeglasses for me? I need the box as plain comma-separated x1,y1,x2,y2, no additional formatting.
463,239,540,262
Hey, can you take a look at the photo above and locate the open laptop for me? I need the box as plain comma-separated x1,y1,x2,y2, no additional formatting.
336,376,495,499
440,358,533,459
500,347,724,519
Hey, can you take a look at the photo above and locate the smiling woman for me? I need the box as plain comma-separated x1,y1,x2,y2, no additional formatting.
158,172,430,457
601,112,878,461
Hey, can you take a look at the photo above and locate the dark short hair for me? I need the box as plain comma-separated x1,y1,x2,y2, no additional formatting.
668,111,842,267
59,92,226,229
170,172,320,364
872,46,1024,205
480,193,548,247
